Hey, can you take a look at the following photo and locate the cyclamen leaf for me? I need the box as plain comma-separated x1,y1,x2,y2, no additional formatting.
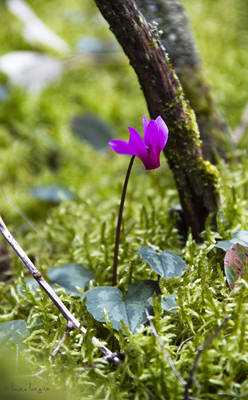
47,264,95,296
84,280,160,333
0,320,27,345
147,294,178,313
161,295,178,313
215,230,248,251
0,84,7,100
139,246,187,279
71,112,114,150
19,279,40,295
232,231,248,244
224,243,248,288
30,185,75,204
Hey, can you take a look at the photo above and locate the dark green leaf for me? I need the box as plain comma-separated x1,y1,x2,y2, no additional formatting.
47,263,95,296
224,243,248,288
20,279,40,294
216,230,248,251
30,185,74,204
147,294,178,313
0,320,27,345
84,280,160,333
139,246,187,279
232,231,248,244
161,295,178,313
71,112,114,150
215,239,238,251
0,84,7,101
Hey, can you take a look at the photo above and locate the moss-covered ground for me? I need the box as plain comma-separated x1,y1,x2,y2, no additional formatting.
0,0,248,399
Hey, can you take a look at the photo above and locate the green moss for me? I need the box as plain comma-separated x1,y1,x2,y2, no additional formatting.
0,0,248,399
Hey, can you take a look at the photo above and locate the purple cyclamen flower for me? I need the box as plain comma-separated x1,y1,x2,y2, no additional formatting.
109,115,169,170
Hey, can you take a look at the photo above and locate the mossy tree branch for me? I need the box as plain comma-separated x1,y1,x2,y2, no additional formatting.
93,0,219,240
136,0,231,162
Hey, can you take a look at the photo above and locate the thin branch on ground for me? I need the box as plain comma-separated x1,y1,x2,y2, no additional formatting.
145,309,186,386
184,316,230,400
23,368,45,379
1,189,39,234
49,320,74,360
0,216,122,366
176,337,193,361
232,102,248,144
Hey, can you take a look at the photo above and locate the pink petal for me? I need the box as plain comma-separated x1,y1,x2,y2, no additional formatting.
128,127,147,159
144,117,168,153
144,120,158,149
143,114,149,133
155,116,169,149
108,139,135,155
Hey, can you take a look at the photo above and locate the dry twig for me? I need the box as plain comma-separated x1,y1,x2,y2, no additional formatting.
176,337,193,361
49,320,74,360
145,309,186,386
145,308,229,399
184,316,230,400
0,216,122,366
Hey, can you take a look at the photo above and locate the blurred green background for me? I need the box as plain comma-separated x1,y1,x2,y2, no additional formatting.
0,0,247,226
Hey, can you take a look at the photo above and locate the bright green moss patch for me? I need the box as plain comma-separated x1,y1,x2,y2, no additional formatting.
1,0,248,399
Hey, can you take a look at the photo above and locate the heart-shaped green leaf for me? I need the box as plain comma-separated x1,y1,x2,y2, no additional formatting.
161,294,178,312
30,185,75,204
139,247,187,279
232,231,248,247
71,112,114,150
47,263,95,296
147,294,178,313
19,279,40,295
224,243,248,288
215,230,248,251
0,320,27,345
84,280,160,333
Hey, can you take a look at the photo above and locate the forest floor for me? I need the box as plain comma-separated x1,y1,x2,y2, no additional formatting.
0,0,248,399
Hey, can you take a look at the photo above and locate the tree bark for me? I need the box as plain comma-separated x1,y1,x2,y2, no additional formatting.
136,0,231,162
94,0,219,240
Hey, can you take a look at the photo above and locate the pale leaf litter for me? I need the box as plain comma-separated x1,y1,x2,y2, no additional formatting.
1,1,119,93
7,0,69,52
0,0,69,93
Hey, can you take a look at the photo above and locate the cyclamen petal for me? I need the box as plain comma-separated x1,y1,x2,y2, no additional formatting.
128,127,147,160
109,115,169,170
108,139,135,155
143,114,149,132
155,116,169,148
145,119,168,154
144,120,158,149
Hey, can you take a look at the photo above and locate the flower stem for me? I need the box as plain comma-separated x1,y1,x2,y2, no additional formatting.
112,155,135,286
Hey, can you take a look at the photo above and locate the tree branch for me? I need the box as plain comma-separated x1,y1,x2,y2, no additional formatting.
136,0,231,162
93,0,219,240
